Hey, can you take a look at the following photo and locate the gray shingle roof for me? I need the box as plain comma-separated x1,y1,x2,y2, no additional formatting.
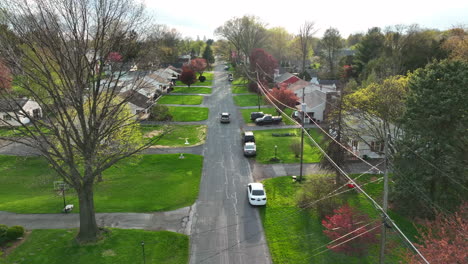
120,90,153,109
0,99,29,112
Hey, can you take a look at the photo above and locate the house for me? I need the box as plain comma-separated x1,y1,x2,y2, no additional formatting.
310,77,340,90
274,72,301,86
342,114,401,159
285,77,339,123
119,90,154,119
0,98,42,126
146,72,172,94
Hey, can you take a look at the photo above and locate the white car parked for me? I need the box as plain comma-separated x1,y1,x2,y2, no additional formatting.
247,183,267,206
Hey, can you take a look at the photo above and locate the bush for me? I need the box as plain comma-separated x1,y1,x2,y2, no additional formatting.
6,225,25,240
150,104,172,121
290,141,301,158
297,175,342,219
0,224,7,244
198,75,206,82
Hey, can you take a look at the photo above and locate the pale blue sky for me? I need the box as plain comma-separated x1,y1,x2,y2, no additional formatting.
145,0,468,39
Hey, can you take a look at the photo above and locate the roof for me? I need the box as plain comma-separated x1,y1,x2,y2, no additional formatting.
147,72,171,84
0,98,29,112
304,90,326,109
120,90,153,109
319,80,340,86
249,182,264,190
274,72,298,83
244,131,254,136
288,80,310,92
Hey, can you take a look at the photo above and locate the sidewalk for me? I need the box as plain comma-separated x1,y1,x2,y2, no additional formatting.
0,206,192,235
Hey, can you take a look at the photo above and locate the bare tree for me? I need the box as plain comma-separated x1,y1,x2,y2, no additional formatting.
215,15,267,63
0,0,153,243
298,21,317,73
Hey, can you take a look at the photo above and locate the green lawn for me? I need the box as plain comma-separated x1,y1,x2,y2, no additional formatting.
232,77,248,85
231,86,250,94
240,108,296,125
167,106,209,122
0,126,50,137
157,95,203,105
260,175,411,264
0,154,203,213
141,124,207,147
175,72,214,86
253,128,323,164
2,229,188,264
233,94,267,107
172,86,212,94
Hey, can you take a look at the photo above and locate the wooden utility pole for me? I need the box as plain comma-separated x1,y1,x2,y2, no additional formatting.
299,87,306,182
379,133,390,264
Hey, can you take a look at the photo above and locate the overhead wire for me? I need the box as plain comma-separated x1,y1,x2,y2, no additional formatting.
254,71,430,264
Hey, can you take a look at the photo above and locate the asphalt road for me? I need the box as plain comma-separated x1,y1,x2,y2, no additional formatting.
189,63,271,264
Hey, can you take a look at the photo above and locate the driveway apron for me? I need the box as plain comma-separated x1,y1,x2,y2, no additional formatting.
189,64,271,264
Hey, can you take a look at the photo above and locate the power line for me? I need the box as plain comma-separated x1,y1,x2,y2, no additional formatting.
255,75,430,264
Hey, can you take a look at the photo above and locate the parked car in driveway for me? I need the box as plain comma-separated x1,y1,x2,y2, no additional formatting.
247,183,267,206
255,114,282,125
243,142,256,156
250,112,264,121
242,131,255,143
220,112,230,123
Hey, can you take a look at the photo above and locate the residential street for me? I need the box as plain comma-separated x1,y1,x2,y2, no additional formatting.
188,63,271,264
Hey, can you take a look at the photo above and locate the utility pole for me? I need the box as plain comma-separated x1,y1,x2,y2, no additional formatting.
299,87,306,182
379,133,390,264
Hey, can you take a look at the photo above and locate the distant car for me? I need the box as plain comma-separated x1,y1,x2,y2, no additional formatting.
250,112,265,121
242,131,255,143
255,114,282,125
224,65,229,70
228,77,233,82
243,142,257,156
247,183,267,206
220,112,230,123
292,110,301,123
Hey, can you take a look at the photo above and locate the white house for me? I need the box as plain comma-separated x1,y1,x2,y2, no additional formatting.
287,80,339,123
119,90,154,119
0,98,42,126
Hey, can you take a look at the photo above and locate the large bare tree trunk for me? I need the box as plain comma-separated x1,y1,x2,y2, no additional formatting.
77,182,99,243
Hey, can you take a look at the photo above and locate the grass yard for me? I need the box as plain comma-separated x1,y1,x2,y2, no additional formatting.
141,124,207,147
231,85,250,94
240,108,297,125
171,86,212,94
167,106,209,121
259,175,413,264
233,94,267,107
253,128,323,164
175,72,214,86
0,154,203,213
157,95,204,105
232,77,248,85
2,229,188,264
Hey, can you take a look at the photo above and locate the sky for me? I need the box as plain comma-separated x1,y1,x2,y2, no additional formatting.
144,0,468,40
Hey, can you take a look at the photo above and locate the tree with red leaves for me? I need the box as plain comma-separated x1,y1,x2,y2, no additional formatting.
190,58,208,77
249,48,278,83
107,52,123,62
180,66,197,88
0,60,12,91
266,83,299,111
403,203,468,264
322,204,378,256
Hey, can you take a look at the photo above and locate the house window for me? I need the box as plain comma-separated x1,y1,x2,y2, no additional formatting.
370,141,384,152
33,109,41,119
3,114,11,121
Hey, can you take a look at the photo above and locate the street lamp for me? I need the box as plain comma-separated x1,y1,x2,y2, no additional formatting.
141,241,146,264
274,145,278,160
